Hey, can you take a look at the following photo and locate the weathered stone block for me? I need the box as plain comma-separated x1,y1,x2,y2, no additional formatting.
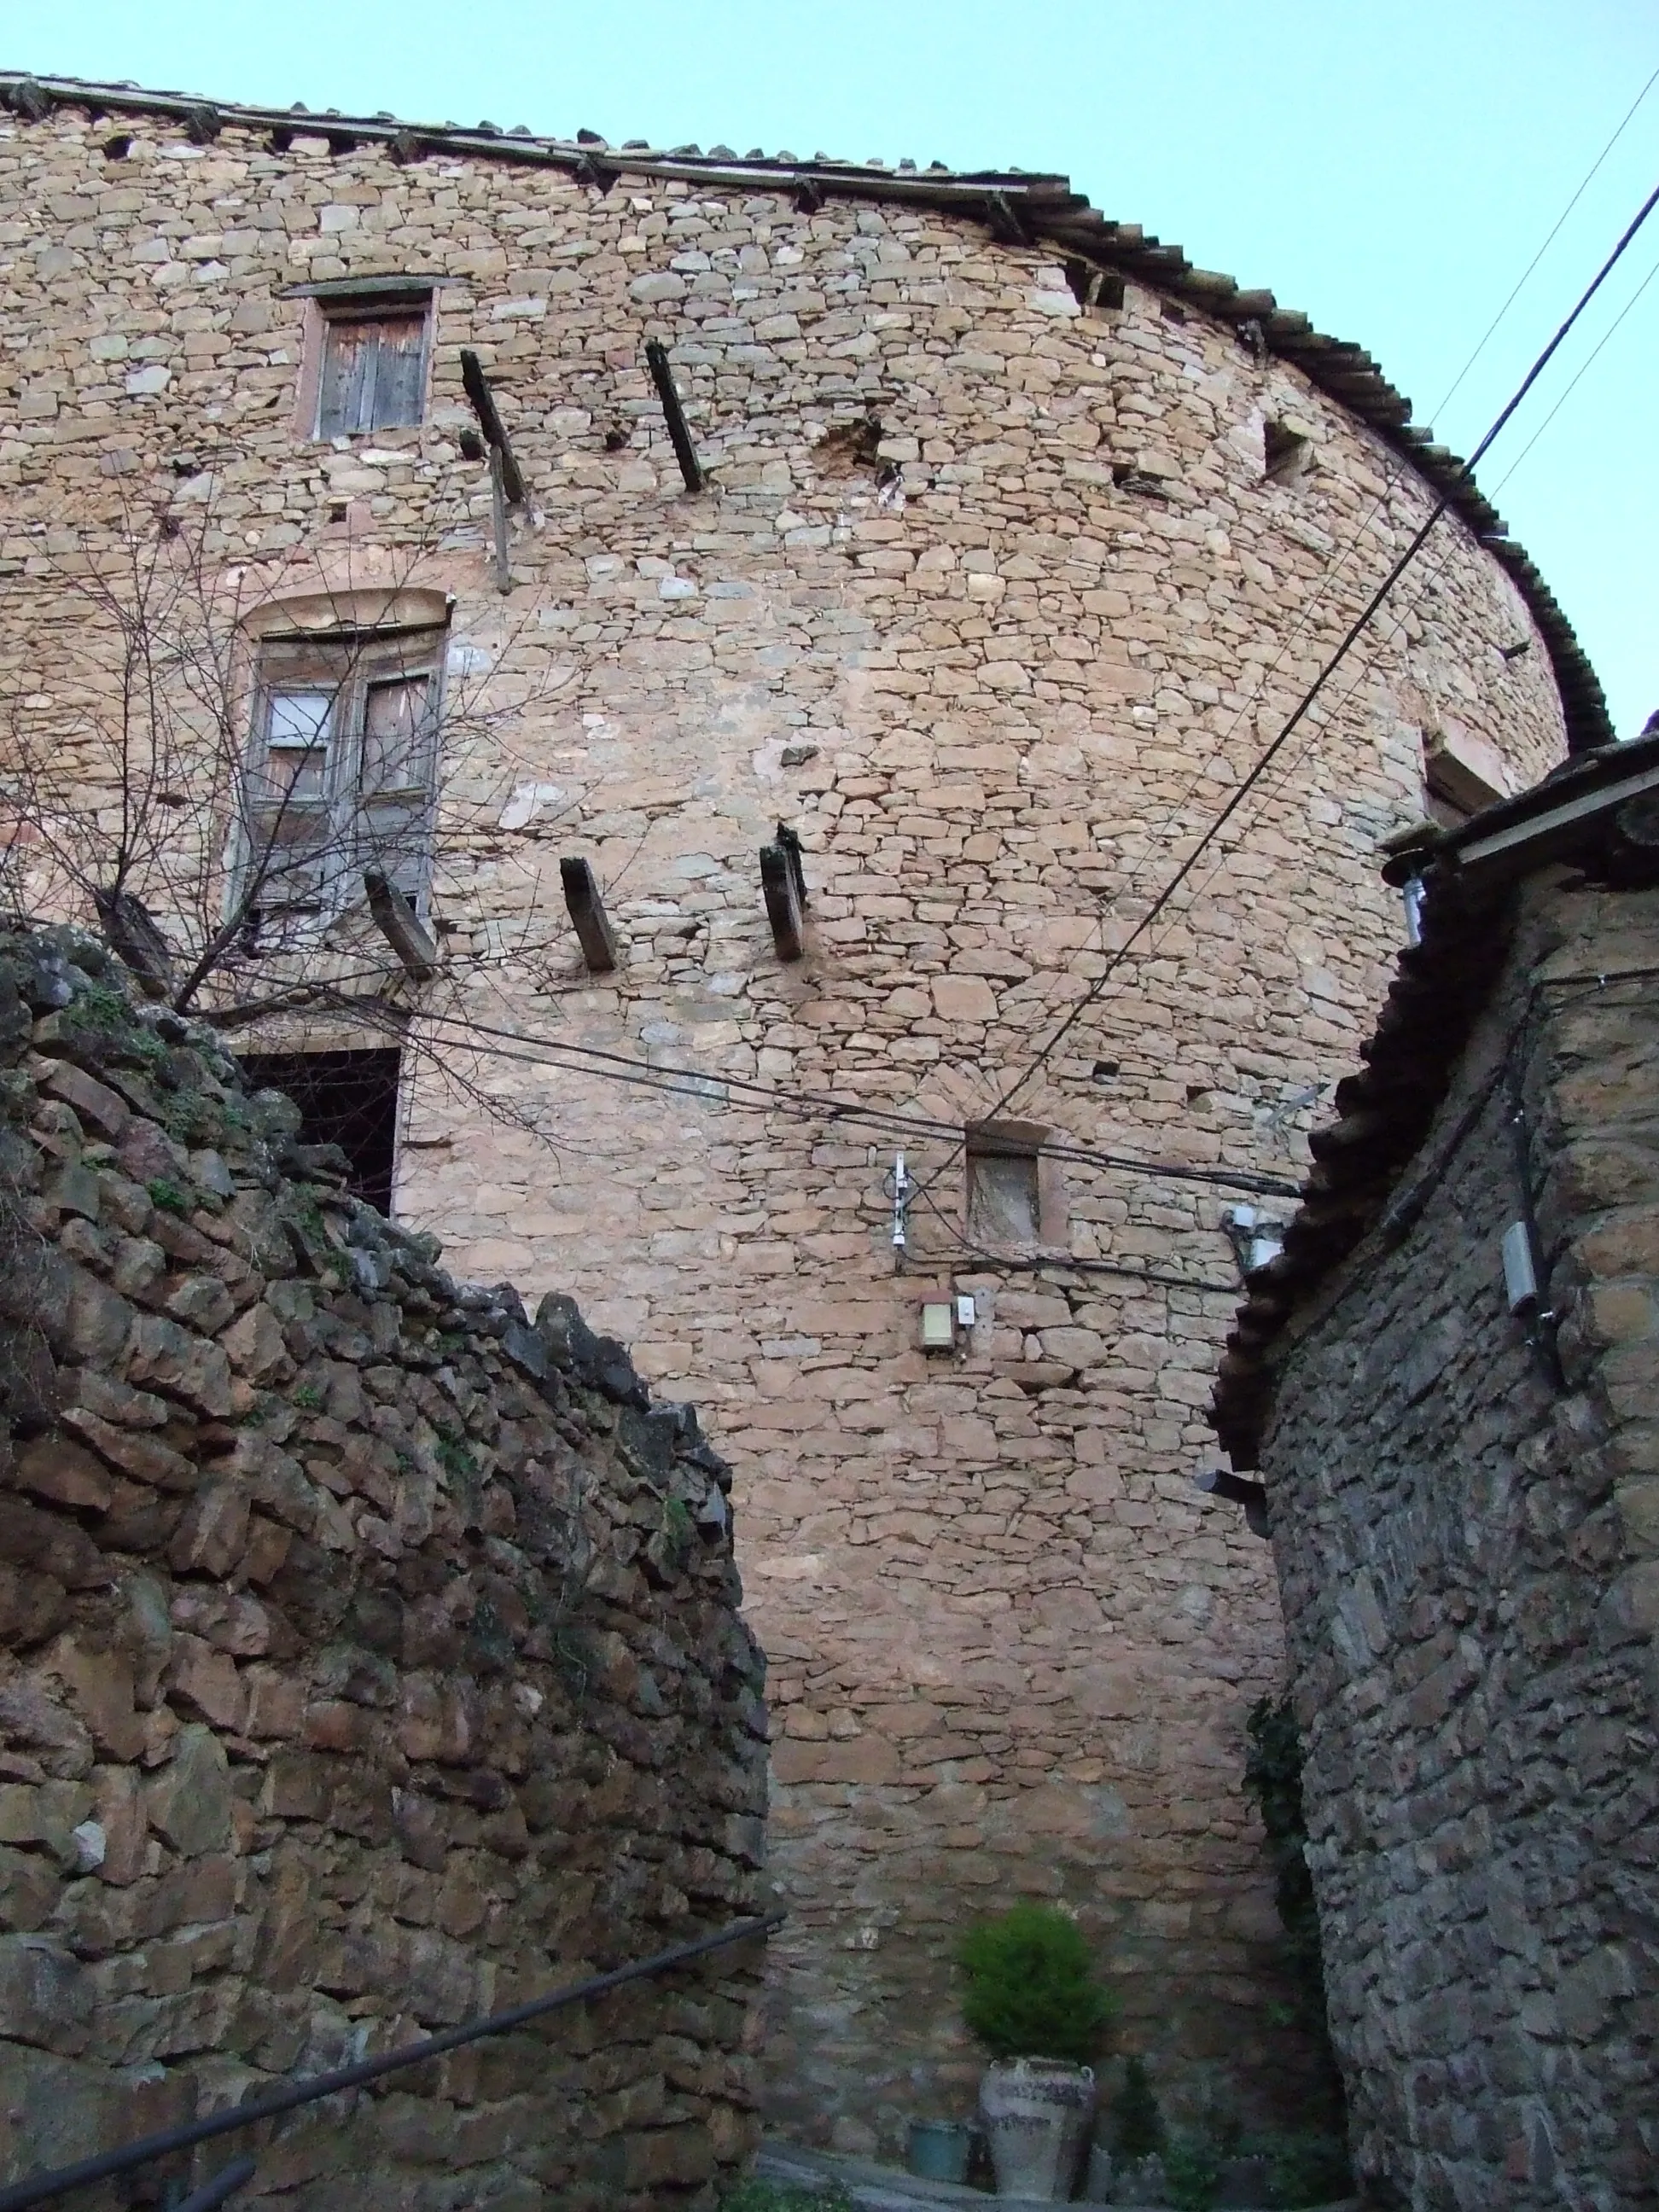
126,1315,235,1417
0,1934,93,2052
166,1481,249,1577
13,1437,112,1511
145,1723,233,1855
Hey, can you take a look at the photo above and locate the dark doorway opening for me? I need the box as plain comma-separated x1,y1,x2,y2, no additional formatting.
239,1048,403,1216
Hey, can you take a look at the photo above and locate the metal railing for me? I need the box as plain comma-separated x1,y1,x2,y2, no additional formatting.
0,1911,784,2212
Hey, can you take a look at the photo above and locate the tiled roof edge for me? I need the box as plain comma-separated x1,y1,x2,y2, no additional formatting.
1208,725,1659,1468
1207,873,1517,1469
0,67,1614,754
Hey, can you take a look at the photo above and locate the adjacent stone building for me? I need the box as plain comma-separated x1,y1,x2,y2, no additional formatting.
1211,734,1659,2210
0,69,1612,2143
0,923,770,2210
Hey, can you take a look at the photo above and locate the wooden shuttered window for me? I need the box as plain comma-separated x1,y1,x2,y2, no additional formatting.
357,674,437,903
317,302,430,439
241,632,443,934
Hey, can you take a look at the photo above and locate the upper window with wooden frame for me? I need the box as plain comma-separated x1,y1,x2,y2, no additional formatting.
305,284,434,440
238,626,444,940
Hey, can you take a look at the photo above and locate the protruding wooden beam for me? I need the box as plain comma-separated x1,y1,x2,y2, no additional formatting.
760,824,808,963
488,447,512,595
643,340,705,493
459,349,526,504
983,190,1030,247
93,887,175,1000
559,856,619,973
1194,1467,1269,1538
364,870,439,982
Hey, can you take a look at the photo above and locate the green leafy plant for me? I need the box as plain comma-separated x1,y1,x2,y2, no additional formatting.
68,980,131,1033
1243,1696,1348,2121
719,2182,854,2212
1266,2131,1353,2207
291,1382,324,1412
1164,2134,1222,2212
146,1177,189,1217
661,1494,693,1561
956,1901,1115,2064
434,1428,478,1478
1113,2054,1166,2158
160,1091,218,1147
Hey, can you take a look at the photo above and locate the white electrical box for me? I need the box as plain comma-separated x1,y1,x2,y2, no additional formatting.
955,1294,977,1329
920,1301,955,1349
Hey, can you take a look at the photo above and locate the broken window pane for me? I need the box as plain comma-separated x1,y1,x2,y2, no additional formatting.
260,690,333,800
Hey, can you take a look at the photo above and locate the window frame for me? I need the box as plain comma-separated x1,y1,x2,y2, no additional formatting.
964,1120,1067,1251
299,283,436,443
236,626,445,943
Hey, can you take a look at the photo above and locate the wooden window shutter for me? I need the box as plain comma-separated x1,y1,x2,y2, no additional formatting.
318,322,375,439
357,674,436,903
371,317,428,428
317,305,429,436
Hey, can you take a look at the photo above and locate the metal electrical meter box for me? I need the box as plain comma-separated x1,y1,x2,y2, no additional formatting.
920,1301,955,1349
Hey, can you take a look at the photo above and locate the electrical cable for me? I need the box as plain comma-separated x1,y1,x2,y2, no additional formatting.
396,997,1305,1196
1046,84,1659,1048
1428,61,1659,428
210,150,1659,1254
904,1178,1238,1297
1490,249,1659,493
969,168,1659,1131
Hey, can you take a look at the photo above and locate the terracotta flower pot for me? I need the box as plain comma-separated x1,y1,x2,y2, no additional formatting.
979,2056,1097,2199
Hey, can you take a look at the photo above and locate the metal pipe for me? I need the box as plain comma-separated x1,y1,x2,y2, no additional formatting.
170,2157,259,2212
0,1912,783,2212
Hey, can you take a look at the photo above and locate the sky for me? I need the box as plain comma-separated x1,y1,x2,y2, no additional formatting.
9,0,1658,736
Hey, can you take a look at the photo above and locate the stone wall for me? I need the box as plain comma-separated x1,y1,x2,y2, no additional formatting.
0,95,1575,2145
1254,875,1659,2209
0,926,770,2212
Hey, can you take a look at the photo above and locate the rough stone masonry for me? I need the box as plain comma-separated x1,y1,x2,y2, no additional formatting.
0,926,771,2212
0,75,1607,2144
1214,850,1659,2209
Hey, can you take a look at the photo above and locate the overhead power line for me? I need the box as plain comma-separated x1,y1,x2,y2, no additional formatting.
399,998,1305,1197
975,167,1659,1127
1429,61,1659,427
1492,250,1659,493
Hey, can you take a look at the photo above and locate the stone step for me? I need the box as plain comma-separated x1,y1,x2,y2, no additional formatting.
755,2139,1138,2211
754,2139,1365,2212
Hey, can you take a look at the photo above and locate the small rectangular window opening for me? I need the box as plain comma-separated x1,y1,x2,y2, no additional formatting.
1422,731,1508,830
1264,420,1312,484
316,291,432,439
238,1048,403,1216
1063,259,1126,317
966,1121,1046,1247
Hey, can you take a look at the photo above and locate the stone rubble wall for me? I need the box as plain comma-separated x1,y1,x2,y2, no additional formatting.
1257,876,1659,2209
0,926,771,2212
0,97,1573,2147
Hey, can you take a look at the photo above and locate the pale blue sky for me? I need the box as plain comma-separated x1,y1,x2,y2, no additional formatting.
9,1,1658,735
